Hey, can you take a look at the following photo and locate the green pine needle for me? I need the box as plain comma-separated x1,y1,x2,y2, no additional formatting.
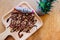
38,0,55,14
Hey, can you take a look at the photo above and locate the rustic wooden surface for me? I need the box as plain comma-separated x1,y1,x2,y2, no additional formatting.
0,0,60,40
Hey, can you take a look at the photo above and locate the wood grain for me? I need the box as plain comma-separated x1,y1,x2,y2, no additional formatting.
0,0,60,40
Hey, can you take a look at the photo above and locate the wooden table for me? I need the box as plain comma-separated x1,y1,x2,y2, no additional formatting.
0,0,60,40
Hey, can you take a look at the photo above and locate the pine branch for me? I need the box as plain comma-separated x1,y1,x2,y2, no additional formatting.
38,0,56,14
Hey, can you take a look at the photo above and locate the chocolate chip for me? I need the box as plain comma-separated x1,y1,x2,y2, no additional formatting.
7,18,10,22
18,33,23,38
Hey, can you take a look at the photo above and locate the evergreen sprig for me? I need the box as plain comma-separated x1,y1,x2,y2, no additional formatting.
38,0,55,14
